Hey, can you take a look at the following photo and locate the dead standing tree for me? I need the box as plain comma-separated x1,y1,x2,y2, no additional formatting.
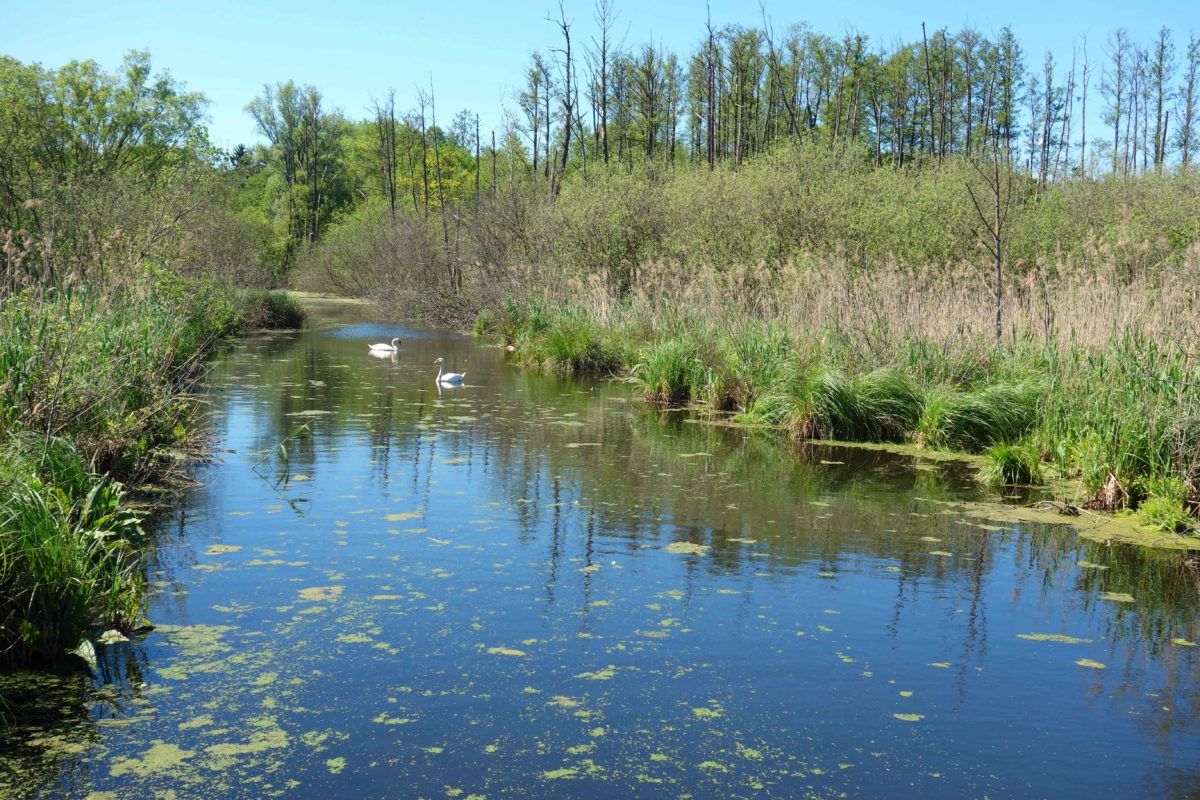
549,1,577,195
371,90,399,219
966,135,1017,343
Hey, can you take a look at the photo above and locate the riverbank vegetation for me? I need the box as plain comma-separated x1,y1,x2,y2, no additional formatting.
2,8,1198,670
269,13,1196,538
0,53,303,668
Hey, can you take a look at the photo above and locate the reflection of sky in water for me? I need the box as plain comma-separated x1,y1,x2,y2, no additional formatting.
2,306,1198,799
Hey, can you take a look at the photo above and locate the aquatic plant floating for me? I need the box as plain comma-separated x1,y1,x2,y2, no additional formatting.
1016,633,1094,644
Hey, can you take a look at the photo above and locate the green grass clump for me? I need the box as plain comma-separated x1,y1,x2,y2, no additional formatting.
916,381,1041,453
756,366,921,443
239,289,307,330
1134,478,1195,533
979,440,1044,486
0,439,146,666
714,324,793,410
633,337,707,405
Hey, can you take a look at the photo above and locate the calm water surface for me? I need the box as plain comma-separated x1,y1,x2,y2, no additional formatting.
3,300,1199,799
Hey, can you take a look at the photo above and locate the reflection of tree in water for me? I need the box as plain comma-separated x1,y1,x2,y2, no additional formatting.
475,359,1200,721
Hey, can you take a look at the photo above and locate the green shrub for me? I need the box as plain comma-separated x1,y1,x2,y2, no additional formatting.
239,289,306,330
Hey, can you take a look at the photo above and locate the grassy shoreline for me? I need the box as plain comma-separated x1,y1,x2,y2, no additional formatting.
0,284,304,670
482,296,1199,543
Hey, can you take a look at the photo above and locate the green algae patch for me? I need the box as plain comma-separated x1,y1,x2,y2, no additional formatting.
575,665,617,680
928,662,951,668
1101,592,1135,603
550,696,580,709
386,511,423,522
298,586,343,602
337,633,373,644
109,741,196,777
204,718,289,757
1075,659,1107,669
899,691,914,698
179,714,214,731
692,701,724,720
1172,638,1197,647
487,646,526,657
893,713,924,722
543,767,579,780
664,541,709,555
326,756,347,774
928,550,953,557
205,544,242,555
1076,561,1109,570
698,761,729,772
1017,633,1094,644
736,743,764,760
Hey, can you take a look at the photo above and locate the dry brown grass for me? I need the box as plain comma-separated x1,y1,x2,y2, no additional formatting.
531,245,1200,354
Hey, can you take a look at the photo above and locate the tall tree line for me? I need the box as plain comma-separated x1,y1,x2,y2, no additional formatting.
510,7,1200,180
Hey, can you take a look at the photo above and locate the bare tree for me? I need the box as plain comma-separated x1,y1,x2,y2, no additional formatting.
589,0,618,167
548,1,576,193
1151,27,1176,171
1175,33,1198,169
371,90,398,218
966,81,1017,343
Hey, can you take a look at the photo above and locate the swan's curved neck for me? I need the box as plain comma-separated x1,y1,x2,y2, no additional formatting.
436,362,443,381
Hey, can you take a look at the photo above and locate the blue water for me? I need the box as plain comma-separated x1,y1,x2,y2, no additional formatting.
3,302,1198,799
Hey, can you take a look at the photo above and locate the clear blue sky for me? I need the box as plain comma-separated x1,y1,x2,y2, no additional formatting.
6,0,1196,150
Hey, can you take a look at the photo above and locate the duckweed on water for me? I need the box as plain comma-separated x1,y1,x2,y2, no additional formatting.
664,542,710,555
1075,659,1107,669
486,646,526,657
109,741,195,778
1016,634,1094,644
575,666,617,680
298,586,343,602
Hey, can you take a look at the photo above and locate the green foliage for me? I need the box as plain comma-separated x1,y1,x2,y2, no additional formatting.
0,439,146,667
1134,478,1195,533
239,290,307,330
916,382,1041,453
633,337,708,406
979,440,1044,486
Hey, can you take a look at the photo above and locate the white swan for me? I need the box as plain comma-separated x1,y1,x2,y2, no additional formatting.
434,357,465,385
369,337,401,352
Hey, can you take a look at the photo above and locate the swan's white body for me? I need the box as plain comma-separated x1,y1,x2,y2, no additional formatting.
369,337,401,352
434,357,465,385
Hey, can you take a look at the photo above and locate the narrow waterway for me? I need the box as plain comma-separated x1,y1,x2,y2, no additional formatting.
3,299,1198,799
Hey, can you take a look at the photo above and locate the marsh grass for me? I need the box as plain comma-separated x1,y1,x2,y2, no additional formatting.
240,289,307,330
916,382,1042,453
490,263,1197,533
0,282,300,666
0,439,145,667
979,440,1045,486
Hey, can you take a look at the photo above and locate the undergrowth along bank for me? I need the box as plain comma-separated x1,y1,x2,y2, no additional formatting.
485,297,1199,538
0,284,304,669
